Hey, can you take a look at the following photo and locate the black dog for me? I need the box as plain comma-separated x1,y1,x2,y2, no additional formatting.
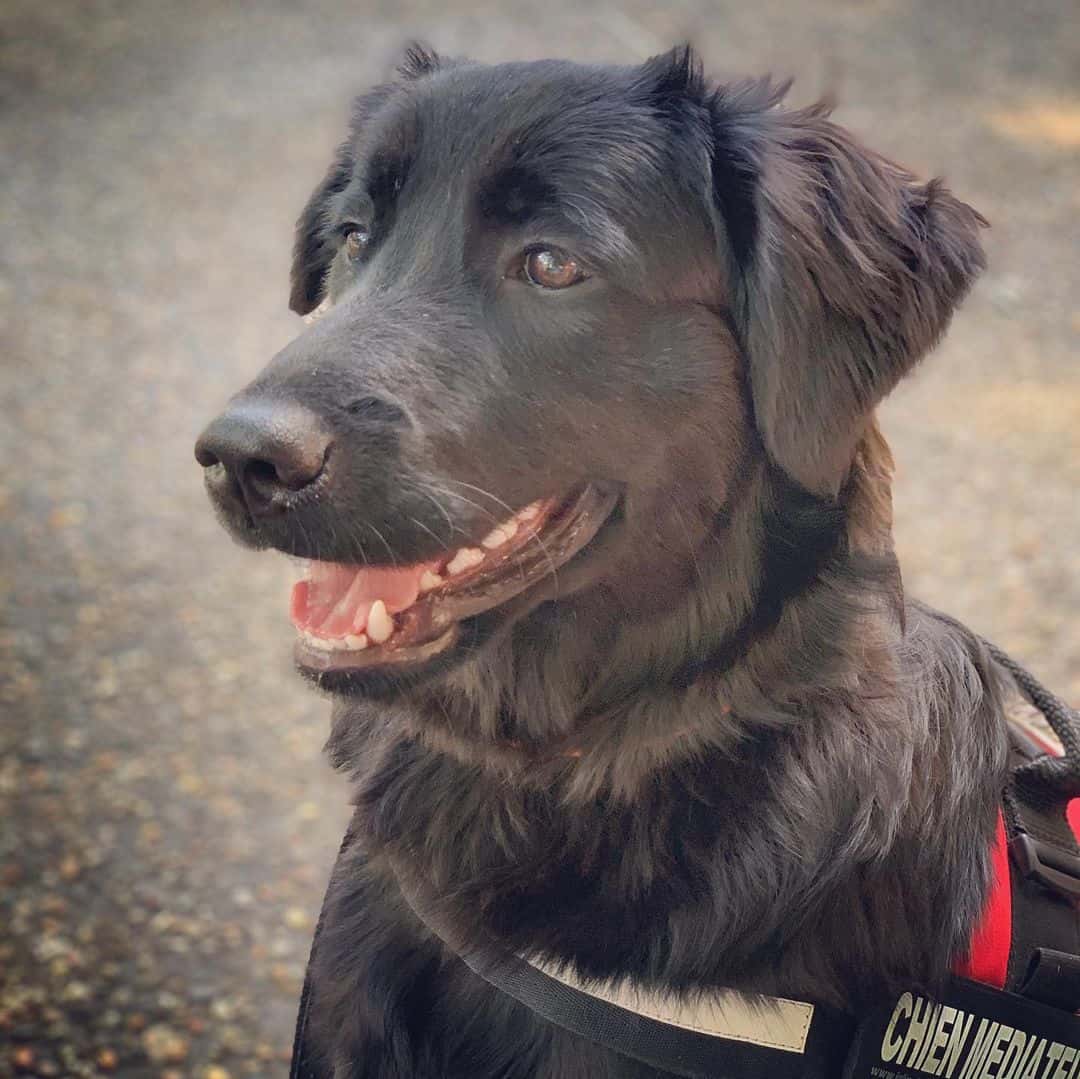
196,46,1009,1077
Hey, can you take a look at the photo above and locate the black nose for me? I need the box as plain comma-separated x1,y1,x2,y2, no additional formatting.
195,401,330,514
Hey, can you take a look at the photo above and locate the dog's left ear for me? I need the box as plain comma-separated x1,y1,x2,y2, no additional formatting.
703,76,987,494
289,138,357,316
289,44,443,315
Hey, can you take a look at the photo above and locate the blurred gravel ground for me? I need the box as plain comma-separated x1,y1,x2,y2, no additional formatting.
1,1,1077,1076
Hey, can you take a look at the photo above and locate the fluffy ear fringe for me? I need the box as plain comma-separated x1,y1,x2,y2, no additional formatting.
398,42,441,81
700,76,987,493
289,140,354,316
637,44,706,106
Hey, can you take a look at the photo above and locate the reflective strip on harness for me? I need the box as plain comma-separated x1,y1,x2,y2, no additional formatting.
525,954,814,1053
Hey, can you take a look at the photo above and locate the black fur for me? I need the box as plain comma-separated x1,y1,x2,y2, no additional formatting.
198,46,1009,1078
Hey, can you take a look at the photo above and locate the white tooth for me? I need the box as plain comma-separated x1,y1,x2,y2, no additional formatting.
446,547,485,575
419,570,444,592
517,502,541,521
481,519,518,549
366,600,394,644
344,633,368,651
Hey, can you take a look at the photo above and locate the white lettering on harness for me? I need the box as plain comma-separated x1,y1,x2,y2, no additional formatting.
876,995,1079,1079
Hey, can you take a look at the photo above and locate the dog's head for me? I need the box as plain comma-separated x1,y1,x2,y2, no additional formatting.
195,46,985,698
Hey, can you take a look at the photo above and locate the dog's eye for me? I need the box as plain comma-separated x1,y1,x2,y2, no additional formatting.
522,247,587,290
343,227,371,261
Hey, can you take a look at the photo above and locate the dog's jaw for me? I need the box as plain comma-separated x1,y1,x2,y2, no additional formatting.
290,483,622,684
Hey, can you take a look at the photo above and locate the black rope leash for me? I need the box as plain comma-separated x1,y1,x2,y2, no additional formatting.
985,639,1080,805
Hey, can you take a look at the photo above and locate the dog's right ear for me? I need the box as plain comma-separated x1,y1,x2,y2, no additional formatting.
699,76,986,495
288,44,443,315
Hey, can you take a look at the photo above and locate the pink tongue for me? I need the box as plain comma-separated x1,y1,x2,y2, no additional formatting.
290,561,438,637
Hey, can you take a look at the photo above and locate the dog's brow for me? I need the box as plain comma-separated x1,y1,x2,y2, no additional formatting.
367,149,410,206
356,98,421,208
476,163,556,227
474,162,634,265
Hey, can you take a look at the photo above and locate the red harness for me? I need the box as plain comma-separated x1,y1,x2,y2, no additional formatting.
956,707,1080,991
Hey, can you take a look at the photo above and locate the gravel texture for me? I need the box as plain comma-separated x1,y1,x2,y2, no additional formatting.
1,1,1077,1076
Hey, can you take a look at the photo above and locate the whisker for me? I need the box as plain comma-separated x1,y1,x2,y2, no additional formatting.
309,517,327,565
353,528,371,566
441,479,559,593
408,515,448,552
431,486,503,526
340,517,370,566
409,484,460,543
441,478,517,518
293,516,311,558
423,490,530,585
364,522,398,566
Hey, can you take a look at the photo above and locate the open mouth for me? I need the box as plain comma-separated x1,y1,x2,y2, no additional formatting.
290,483,619,675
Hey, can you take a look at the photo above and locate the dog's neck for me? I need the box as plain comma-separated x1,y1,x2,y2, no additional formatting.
327,427,1004,1006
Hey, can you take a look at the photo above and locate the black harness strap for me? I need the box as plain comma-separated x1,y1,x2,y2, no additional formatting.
291,827,358,1079
392,865,855,1079
1018,949,1080,1013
